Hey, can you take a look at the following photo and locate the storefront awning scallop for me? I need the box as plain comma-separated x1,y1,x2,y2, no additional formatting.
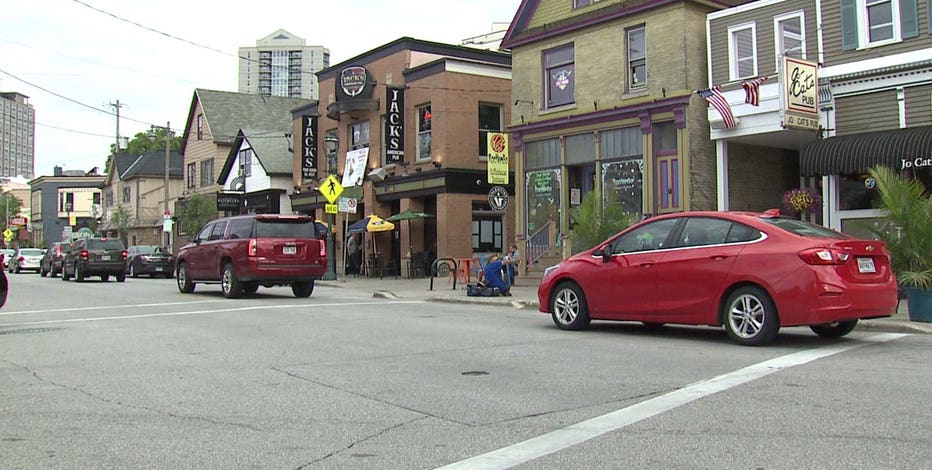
800,126,932,176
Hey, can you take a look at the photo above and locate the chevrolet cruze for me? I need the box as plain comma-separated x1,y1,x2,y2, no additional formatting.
538,211,898,346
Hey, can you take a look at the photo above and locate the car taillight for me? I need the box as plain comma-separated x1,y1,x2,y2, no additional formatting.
248,239,257,256
17,256,24,262
319,240,326,257
80,250,89,259
798,248,851,265
121,250,128,259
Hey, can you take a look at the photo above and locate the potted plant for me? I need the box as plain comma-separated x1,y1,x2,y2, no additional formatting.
868,165,932,322
782,187,822,219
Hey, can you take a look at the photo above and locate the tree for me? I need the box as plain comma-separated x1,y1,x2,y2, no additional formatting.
106,129,182,174
109,205,132,245
570,191,635,254
0,192,25,233
177,193,216,236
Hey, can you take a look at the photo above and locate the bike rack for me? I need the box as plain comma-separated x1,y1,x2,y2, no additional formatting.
428,258,457,291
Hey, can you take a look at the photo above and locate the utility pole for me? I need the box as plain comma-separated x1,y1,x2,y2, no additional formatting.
108,100,125,154
163,121,171,252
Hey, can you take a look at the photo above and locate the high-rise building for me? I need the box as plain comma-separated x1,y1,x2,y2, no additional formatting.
238,29,330,100
0,92,35,179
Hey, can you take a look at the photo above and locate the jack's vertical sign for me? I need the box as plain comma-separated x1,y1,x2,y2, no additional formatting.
385,86,405,164
301,116,318,180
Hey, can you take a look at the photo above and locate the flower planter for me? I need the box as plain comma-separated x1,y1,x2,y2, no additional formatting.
906,288,932,323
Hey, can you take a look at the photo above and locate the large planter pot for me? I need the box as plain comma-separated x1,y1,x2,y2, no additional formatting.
906,288,932,323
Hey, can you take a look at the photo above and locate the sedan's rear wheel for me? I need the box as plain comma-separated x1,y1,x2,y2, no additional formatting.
40,266,48,277
550,282,591,330
221,263,243,299
810,320,858,338
292,280,314,298
724,286,779,346
75,264,85,282
176,262,195,293
129,264,138,278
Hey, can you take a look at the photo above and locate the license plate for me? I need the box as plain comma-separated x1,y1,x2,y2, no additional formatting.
155,267,163,271
283,246,296,255
857,257,876,273
101,255,110,261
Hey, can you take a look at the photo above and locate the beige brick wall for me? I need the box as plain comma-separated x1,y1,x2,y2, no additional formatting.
727,142,799,212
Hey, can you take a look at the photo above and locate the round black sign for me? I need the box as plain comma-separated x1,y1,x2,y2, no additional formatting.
489,186,509,211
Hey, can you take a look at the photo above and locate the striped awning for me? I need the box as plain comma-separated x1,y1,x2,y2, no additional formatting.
800,126,932,176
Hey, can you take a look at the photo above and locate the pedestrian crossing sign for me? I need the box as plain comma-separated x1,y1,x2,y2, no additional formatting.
318,175,344,204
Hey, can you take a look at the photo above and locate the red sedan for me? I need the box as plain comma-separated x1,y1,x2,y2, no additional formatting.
537,211,898,346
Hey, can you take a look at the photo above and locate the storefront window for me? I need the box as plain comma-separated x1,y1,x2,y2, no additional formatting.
602,159,644,218
526,169,563,241
838,173,881,210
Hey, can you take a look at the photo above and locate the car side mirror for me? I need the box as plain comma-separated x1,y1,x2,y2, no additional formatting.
593,248,612,263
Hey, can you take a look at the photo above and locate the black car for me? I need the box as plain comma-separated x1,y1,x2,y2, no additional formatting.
62,238,127,282
40,242,72,277
126,245,175,278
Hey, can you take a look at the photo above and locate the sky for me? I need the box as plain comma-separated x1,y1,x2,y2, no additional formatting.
0,0,522,179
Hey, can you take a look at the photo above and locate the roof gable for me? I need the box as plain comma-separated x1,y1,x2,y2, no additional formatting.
218,128,294,184
179,89,312,154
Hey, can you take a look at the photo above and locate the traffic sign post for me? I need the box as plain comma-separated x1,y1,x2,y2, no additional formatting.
318,174,343,281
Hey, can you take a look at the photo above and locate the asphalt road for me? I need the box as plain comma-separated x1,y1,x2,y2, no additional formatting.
2,273,930,469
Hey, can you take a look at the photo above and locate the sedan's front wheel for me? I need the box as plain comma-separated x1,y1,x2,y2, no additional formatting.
810,320,858,338
550,282,591,330
723,286,779,346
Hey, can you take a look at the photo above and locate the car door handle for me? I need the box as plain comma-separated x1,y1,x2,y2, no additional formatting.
710,255,728,261
639,262,654,268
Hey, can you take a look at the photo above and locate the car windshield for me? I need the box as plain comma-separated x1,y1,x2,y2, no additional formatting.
86,239,125,250
255,219,317,238
760,217,848,239
20,249,43,256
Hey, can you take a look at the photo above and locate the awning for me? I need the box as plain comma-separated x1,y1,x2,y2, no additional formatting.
800,126,932,176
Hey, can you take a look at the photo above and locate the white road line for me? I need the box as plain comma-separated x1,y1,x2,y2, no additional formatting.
0,300,226,316
0,300,422,327
436,333,908,470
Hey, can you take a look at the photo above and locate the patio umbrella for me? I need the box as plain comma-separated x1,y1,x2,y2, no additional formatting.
386,209,434,222
347,214,395,233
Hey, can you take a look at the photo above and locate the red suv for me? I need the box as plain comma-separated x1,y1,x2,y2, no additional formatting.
175,214,327,298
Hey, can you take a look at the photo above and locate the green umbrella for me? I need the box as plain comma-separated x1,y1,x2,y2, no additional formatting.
386,209,434,221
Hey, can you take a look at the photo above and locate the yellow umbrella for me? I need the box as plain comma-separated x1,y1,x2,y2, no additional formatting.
366,214,395,232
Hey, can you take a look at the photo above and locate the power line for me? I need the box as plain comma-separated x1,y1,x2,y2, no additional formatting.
36,121,113,139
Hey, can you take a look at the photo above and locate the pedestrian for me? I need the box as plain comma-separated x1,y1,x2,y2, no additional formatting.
482,254,516,296
504,242,519,287
346,233,360,275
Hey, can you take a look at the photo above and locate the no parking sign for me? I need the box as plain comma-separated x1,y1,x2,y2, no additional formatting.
338,197,358,213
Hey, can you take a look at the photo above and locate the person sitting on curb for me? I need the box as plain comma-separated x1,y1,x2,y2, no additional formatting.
482,253,516,296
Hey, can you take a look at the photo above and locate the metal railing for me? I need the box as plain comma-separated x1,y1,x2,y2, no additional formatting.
525,220,553,271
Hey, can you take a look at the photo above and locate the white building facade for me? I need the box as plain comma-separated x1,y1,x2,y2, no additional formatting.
238,29,331,100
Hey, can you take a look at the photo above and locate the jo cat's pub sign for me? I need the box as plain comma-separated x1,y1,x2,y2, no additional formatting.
781,57,819,131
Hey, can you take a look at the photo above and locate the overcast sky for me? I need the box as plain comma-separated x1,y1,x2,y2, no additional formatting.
1,0,521,178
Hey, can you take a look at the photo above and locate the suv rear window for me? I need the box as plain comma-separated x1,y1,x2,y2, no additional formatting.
86,239,126,250
255,219,318,238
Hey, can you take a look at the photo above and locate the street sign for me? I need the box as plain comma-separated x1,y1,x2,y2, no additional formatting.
338,197,358,213
2,229,12,242
325,204,338,214
319,175,344,204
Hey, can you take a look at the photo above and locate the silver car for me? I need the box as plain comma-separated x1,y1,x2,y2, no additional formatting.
9,248,44,273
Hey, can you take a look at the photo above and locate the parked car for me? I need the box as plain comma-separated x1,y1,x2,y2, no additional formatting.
40,242,72,277
1,248,14,270
126,245,175,278
538,211,899,346
175,214,327,298
8,248,44,273
61,238,127,282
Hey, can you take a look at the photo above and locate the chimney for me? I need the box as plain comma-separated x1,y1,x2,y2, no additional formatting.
54,166,63,176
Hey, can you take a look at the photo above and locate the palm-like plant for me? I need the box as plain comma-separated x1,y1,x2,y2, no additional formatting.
868,165,932,290
570,191,635,254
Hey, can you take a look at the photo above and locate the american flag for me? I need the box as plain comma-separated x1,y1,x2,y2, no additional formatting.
743,76,768,106
697,86,736,128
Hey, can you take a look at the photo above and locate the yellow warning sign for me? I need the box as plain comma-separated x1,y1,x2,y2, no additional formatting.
318,175,344,204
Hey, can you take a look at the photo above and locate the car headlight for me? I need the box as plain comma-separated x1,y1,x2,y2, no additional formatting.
543,264,561,277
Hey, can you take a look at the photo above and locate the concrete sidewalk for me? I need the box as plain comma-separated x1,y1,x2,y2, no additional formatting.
319,274,932,335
